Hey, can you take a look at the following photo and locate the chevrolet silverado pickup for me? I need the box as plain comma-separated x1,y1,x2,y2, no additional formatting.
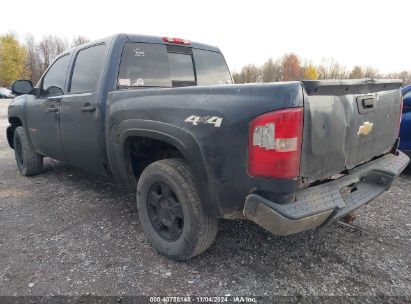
7,34,409,260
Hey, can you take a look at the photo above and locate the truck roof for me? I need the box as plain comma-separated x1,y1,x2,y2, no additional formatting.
66,33,221,54
57,33,222,73
123,33,221,52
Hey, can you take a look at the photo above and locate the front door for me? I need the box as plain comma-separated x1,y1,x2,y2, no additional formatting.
59,44,107,175
26,54,71,161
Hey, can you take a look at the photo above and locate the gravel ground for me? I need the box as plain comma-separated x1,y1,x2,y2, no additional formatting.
0,101,410,300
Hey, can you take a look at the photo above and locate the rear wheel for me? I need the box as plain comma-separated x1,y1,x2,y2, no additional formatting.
13,126,43,176
136,158,218,260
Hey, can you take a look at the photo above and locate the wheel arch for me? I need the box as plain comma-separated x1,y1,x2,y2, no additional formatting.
107,119,220,216
7,116,23,149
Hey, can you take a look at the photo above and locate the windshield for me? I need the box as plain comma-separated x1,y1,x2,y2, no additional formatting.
118,42,232,89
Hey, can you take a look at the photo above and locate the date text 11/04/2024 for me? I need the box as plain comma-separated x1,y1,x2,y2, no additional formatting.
149,296,257,303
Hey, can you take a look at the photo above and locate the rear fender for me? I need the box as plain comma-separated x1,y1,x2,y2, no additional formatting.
107,119,220,216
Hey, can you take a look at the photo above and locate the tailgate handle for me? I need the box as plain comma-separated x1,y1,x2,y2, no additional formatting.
356,95,375,114
362,97,374,108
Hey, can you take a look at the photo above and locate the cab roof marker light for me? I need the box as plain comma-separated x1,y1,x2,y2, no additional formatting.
162,37,191,45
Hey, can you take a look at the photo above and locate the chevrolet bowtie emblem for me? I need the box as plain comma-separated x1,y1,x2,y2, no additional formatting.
358,121,374,136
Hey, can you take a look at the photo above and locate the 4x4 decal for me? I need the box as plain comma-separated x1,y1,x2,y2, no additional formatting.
184,115,223,127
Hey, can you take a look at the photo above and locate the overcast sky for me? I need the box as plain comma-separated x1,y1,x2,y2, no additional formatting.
1,0,410,73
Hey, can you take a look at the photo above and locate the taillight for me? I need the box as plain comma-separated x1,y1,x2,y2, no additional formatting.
162,37,191,45
248,107,304,179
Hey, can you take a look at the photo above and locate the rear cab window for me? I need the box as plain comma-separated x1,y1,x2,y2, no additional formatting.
193,49,232,86
118,42,232,89
168,51,195,86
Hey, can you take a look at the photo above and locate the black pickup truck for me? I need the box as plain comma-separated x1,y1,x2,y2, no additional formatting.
7,34,409,260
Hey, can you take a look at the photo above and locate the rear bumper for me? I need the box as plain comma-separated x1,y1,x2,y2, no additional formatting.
243,151,410,236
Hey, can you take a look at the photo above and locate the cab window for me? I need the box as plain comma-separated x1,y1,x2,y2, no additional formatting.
118,43,172,88
69,44,106,93
193,49,232,85
41,54,70,95
118,42,231,89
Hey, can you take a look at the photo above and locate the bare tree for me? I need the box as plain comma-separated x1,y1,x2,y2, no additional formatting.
71,36,90,48
385,71,411,86
363,66,380,79
233,64,261,84
349,65,364,79
232,72,242,84
14,33,411,88
261,58,282,82
37,35,68,72
24,34,43,84
317,58,348,79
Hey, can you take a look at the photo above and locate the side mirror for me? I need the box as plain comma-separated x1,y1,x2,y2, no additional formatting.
46,86,64,96
11,80,34,95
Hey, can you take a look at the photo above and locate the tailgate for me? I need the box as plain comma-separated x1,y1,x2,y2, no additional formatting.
300,79,403,181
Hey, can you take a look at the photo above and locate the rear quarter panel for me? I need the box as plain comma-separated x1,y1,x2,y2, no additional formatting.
106,82,304,217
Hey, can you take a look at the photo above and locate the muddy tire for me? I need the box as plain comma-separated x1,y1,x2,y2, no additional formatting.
13,126,43,176
136,158,218,261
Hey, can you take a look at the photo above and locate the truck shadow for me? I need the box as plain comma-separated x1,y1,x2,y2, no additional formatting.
42,158,133,199
401,164,411,175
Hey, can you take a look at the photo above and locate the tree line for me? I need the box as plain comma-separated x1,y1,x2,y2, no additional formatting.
0,33,410,88
232,53,411,86
0,33,89,87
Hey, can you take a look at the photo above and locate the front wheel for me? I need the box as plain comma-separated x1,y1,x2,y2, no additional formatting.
136,158,218,260
13,126,43,176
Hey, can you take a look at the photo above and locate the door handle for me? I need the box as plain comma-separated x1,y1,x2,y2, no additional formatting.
46,107,58,112
81,105,96,112
47,96,62,102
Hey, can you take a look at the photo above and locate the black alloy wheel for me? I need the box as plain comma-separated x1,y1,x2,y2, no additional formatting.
147,182,184,241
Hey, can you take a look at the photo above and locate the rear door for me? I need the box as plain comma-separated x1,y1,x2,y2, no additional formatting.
26,54,71,161
59,44,107,174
